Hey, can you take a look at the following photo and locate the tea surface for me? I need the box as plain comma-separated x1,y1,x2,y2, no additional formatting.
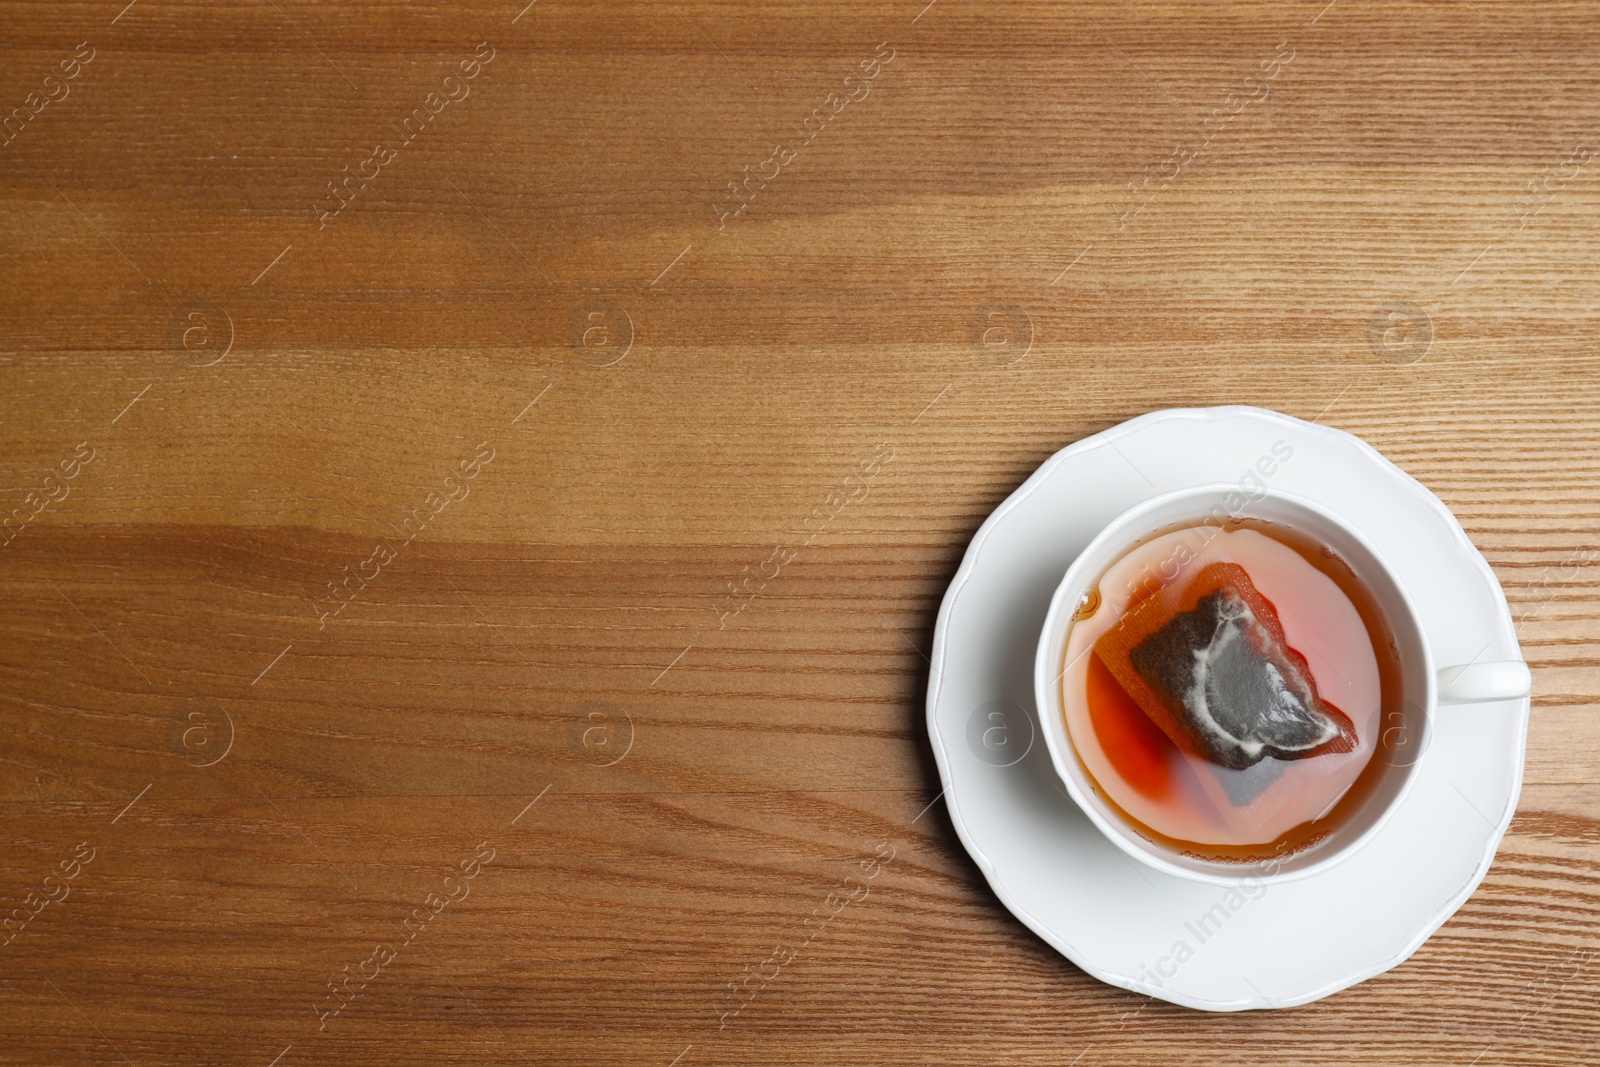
1061,519,1403,861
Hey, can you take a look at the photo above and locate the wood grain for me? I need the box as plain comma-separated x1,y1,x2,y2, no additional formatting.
2,0,1598,1063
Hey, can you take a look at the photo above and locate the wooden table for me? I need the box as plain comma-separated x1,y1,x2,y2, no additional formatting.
3,1,1597,1063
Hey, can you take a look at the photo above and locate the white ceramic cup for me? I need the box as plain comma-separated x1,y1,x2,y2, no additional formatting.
1034,484,1531,886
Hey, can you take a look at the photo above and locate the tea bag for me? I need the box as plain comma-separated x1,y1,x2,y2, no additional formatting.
1095,560,1357,795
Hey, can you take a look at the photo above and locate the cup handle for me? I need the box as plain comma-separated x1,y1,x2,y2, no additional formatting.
1437,660,1532,705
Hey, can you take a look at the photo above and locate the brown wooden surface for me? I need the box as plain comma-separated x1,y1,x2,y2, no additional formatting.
2,0,1599,1063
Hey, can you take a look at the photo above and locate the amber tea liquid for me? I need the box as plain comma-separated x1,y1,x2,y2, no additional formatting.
1060,516,1405,863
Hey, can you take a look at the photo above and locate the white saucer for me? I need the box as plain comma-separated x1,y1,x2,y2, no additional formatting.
925,406,1529,1011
